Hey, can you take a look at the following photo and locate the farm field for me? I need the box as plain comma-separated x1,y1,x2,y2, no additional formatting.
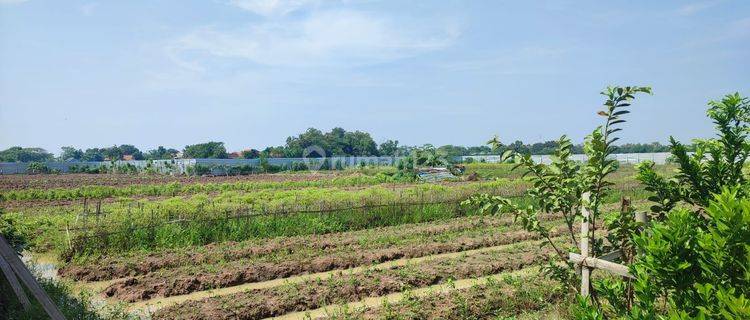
1,163,670,319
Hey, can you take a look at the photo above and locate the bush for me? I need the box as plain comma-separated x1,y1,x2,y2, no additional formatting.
26,162,49,174
591,92,750,318
187,164,211,176
628,189,749,319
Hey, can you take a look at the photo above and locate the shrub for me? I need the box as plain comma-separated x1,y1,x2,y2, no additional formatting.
26,162,49,174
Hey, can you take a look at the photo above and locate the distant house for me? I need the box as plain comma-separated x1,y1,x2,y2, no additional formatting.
122,155,135,161
228,152,242,159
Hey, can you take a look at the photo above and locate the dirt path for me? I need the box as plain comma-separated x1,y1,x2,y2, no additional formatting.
268,267,540,320
126,241,541,317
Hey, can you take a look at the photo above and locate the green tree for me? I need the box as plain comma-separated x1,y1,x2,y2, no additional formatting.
241,149,260,159
60,146,83,161
146,146,179,160
344,130,379,156
102,146,123,161
81,148,105,161
378,140,400,156
464,86,652,294
117,144,144,160
183,142,228,159
0,147,54,162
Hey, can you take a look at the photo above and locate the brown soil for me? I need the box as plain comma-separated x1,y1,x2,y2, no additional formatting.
102,224,571,303
150,244,554,320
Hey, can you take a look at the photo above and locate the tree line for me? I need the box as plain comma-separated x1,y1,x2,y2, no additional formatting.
0,127,678,162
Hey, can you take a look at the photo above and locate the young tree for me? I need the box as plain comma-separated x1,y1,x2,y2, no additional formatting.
464,86,652,293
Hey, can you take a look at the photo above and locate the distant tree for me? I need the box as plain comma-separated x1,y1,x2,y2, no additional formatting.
378,140,400,156
183,142,228,159
262,146,286,158
436,145,468,158
344,130,379,156
118,144,144,160
283,127,381,157
466,146,492,155
241,149,261,159
81,148,105,161
60,146,84,161
0,147,54,162
325,127,347,155
285,128,327,157
102,146,123,161
146,146,179,160
507,140,529,154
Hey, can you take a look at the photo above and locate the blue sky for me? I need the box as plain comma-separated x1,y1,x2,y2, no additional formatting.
1,0,748,154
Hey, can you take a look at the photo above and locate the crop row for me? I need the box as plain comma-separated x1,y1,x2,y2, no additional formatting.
61,212,564,281
324,272,565,319
101,219,572,302
11,180,528,257
0,170,361,191
150,242,556,320
0,172,399,201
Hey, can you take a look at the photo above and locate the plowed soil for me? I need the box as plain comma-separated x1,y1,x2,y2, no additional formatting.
102,223,572,302
60,213,563,282
150,244,554,320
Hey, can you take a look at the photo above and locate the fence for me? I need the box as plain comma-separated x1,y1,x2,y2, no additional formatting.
462,152,672,165
0,152,673,175
0,156,401,175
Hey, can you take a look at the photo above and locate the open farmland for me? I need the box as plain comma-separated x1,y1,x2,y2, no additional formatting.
0,162,668,319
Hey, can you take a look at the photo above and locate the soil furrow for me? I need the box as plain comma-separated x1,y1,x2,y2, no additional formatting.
102,223,573,302
61,213,563,282
150,242,556,320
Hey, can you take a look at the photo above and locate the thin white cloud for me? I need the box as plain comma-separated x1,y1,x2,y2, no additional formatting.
677,1,721,16
167,10,459,68
228,0,320,16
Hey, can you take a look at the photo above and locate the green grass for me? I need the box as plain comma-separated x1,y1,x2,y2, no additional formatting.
67,202,473,260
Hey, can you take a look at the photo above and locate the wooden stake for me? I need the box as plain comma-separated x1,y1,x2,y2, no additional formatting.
580,192,591,297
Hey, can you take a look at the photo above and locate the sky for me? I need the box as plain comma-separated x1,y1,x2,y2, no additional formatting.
0,0,748,154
